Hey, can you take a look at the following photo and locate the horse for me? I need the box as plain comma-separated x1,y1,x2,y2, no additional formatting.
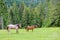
25,25,37,32
7,24,21,33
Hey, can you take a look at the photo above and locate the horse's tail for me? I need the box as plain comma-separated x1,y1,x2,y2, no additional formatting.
7,27,9,30
25,27,27,29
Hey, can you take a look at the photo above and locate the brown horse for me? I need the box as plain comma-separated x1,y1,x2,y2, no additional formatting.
7,24,21,33
25,25,37,32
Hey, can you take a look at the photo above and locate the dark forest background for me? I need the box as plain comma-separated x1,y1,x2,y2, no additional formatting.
0,0,60,28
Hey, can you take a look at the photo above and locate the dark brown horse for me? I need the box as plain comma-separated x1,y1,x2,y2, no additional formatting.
7,24,21,33
25,25,37,32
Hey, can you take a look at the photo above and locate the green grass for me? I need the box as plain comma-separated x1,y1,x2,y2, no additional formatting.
0,27,60,40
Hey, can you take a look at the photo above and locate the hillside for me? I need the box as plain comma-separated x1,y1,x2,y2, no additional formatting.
5,0,41,7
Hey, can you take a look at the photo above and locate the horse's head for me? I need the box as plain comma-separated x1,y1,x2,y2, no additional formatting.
16,24,21,28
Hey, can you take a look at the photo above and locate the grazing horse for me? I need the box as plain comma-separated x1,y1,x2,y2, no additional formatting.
7,24,21,33
25,25,37,32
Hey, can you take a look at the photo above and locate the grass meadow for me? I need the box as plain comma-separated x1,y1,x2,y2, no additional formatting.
0,27,60,40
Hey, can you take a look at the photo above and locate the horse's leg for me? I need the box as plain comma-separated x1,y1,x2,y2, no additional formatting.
32,28,33,32
27,29,29,32
16,29,18,33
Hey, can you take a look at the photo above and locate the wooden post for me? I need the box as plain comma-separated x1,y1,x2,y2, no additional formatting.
1,17,4,30
0,17,4,30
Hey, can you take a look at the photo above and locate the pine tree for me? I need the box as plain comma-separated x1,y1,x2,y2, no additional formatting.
21,6,28,27
11,2,19,24
42,0,56,27
55,1,60,26
33,0,42,27
19,2,25,23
